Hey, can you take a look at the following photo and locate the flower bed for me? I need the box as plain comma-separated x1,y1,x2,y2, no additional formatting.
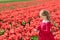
0,0,60,40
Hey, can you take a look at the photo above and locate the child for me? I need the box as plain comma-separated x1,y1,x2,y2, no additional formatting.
35,9,55,40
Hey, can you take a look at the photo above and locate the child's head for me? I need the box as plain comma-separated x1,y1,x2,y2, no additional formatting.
39,9,50,21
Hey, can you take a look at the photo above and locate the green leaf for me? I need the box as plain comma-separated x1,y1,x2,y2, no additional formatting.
54,22,57,27
0,29,5,35
31,36,38,40
22,20,26,26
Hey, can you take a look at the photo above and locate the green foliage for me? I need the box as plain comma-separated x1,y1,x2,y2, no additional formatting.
22,20,26,26
0,29,5,35
0,0,30,3
54,21,57,27
31,36,38,40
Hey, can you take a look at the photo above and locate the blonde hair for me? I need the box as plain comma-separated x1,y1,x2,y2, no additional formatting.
39,9,59,27
39,9,50,21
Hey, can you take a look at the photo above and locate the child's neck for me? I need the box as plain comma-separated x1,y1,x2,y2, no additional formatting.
43,19,49,21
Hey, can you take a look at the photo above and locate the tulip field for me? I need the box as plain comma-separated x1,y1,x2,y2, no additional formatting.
0,0,60,40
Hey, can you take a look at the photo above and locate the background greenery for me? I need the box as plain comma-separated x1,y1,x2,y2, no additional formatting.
0,0,30,3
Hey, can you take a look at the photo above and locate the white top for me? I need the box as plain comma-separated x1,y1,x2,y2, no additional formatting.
42,20,50,23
